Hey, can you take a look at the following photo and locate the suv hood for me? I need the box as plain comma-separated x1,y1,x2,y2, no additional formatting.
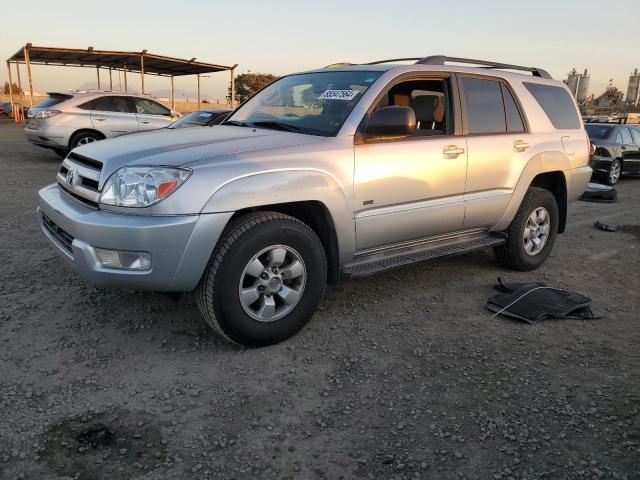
72,126,325,179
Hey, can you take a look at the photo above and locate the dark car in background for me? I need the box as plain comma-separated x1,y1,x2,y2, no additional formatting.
167,108,231,129
586,123,640,185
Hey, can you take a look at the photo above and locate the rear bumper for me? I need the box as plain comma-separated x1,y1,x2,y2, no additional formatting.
589,156,613,172
37,184,233,292
567,165,593,202
24,124,70,149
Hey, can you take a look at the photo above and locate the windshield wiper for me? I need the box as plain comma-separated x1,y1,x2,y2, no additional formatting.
250,121,301,133
222,120,252,127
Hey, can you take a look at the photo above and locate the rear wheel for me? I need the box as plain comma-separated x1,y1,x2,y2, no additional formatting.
494,187,559,271
196,212,327,347
605,159,622,185
69,131,103,150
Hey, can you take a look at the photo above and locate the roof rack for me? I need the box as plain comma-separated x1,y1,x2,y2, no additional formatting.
365,55,552,79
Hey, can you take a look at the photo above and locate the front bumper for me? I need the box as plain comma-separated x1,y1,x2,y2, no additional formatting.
37,184,233,292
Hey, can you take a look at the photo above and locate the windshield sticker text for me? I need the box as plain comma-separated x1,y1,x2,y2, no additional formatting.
319,90,360,101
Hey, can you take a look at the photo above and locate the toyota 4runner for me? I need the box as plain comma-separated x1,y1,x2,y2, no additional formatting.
37,55,592,346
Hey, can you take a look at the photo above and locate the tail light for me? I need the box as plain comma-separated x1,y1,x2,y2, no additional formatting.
34,109,62,119
589,142,596,156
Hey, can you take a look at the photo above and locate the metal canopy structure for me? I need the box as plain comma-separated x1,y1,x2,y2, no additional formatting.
6,43,238,114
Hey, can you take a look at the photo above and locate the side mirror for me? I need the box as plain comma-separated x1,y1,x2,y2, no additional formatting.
365,106,416,140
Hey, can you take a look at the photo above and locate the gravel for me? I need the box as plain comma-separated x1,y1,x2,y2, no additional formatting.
0,119,639,479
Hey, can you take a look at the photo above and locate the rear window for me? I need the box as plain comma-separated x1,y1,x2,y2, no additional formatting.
34,94,72,109
524,83,581,130
585,125,613,139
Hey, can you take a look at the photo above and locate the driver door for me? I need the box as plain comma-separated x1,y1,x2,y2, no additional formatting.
354,76,467,251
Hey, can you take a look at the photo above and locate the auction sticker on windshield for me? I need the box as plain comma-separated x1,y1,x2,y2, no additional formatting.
319,90,359,101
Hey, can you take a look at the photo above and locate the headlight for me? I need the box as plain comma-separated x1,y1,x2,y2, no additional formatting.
100,167,191,207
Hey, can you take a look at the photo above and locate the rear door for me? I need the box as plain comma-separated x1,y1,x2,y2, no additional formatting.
133,98,174,131
90,96,139,137
459,76,533,229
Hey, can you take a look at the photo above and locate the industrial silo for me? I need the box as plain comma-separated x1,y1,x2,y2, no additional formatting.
566,68,580,96
626,68,639,105
576,69,590,103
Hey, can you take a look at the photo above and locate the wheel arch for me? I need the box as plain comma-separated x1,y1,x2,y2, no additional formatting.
68,128,106,150
530,171,567,233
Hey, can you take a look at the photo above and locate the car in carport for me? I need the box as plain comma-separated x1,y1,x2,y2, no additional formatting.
587,123,640,185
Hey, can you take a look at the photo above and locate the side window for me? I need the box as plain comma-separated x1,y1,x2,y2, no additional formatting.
373,78,452,137
461,77,506,134
501,84,525,133
619,127,633,144
135,99,171,116
77,99,96,110
524,83,581,130
93,96,134,113
630,128,640,145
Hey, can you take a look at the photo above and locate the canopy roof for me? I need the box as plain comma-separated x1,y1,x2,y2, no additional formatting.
8,44,234,77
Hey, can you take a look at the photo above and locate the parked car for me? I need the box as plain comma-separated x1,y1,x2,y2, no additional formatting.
0,101,27,118
37,55,591,346
168,109,232,129
586,123,640,184
24,91,181,157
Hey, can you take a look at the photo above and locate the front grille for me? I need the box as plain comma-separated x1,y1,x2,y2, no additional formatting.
42,213,74,253
57,152,103,208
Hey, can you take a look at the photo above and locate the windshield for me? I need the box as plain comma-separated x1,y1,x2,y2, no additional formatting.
224,71,383,136
585,125,613,140
169,111,219,129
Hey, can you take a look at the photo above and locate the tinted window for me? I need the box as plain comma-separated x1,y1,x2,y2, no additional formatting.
77,99,96,110
585,125,613,139
462,78,506,134
170,110,219,128
135,99,171,116
524,83,581,129
34,94,72,108
616,131,623,143
94,96,134,113
631,128,640,145
501,84,525,133
619,127,633,144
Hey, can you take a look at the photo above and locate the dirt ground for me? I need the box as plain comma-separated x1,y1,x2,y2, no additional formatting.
0,119,639,480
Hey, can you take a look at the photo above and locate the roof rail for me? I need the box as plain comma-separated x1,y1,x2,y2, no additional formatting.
415,55,552,79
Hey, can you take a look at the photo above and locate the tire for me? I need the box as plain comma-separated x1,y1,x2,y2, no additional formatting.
196,212,327,347
604,159,622,185
494,187,559,271
69,131,103,150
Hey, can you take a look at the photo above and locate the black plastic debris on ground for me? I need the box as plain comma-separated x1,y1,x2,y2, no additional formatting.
594,220,617,232
579,183,617,203
487,278,596,324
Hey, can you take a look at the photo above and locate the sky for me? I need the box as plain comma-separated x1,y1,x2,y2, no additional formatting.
1,0,639,101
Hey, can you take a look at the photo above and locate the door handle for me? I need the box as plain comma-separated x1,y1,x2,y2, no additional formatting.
94,117,106,122
442,145,465,158
514,140,530,152
140,120,150,124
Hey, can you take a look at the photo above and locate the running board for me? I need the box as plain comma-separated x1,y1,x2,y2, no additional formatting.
342,233,506,278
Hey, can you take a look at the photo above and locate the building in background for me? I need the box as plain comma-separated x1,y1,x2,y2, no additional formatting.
564,68,590,103
566,68,580,96
626,68,639,106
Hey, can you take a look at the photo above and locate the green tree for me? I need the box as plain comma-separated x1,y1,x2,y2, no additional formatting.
3,81,22,95
227,73,278,104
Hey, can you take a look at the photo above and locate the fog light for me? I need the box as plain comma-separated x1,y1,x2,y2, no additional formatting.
94,248,151,271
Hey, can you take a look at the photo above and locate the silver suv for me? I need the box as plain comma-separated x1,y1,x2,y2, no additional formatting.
37,56,592,347
25,91,179,157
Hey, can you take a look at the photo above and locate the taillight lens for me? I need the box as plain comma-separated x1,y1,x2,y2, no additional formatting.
589,142,596,156
35,109,62,119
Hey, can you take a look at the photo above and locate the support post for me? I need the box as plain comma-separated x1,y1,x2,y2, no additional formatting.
140,55,145,94
109,67,113,90
15,61,24,103
171,76,175,111
230,65,237,108
123,63,128,92
7,61,15,118
96,66,101,90
197,74,201,110
24,46,34,108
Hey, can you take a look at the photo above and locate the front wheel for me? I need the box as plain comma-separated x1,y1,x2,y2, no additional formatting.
196,212,327,347
494,187,559,271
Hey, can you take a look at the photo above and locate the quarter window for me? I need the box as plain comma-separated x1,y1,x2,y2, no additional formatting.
619,127,633,144
461,78,507,134
524,83,581,130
